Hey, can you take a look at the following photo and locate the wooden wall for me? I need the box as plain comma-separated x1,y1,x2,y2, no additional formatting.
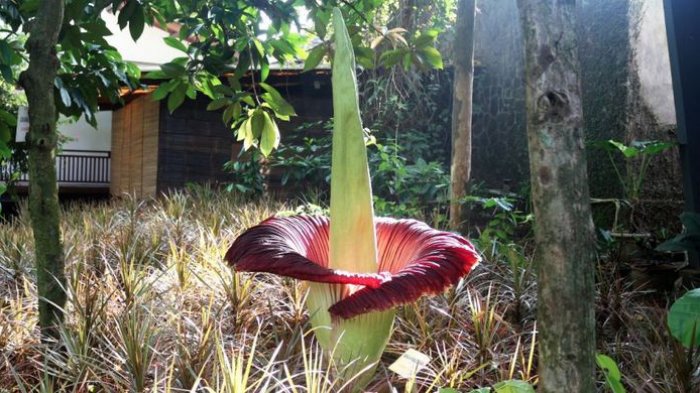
111,95,160,197
156,95,237,192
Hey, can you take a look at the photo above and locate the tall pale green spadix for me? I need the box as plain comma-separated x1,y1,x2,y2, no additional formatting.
225,7,480,390
305,7,395,381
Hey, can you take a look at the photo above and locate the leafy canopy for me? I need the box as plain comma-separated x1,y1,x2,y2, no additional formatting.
0,0,445,157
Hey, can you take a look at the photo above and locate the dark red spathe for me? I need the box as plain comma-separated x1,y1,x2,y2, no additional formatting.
225,215,480,319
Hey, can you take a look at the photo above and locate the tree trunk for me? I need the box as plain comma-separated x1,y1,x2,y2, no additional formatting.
515,1,596,392
20,0,66,340
449,0,477,232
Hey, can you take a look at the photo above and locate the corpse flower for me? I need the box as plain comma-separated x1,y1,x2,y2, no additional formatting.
225,7,480,387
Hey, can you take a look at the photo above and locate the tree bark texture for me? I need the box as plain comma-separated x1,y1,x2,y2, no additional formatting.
449,0,476,232
516,1,596,392
20,0,66,339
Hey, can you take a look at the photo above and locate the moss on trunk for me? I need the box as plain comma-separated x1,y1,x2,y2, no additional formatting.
20,0,66,340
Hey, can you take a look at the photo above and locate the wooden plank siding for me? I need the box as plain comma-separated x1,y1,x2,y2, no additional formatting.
110,95,160,197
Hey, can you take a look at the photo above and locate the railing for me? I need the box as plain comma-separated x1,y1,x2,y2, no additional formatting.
0,150,111,184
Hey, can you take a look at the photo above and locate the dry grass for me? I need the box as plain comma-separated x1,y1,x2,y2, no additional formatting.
0,186,695,392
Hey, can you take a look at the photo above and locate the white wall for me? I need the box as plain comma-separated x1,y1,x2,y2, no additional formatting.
58,111,112,151
16,108,112,152
633,0,677,127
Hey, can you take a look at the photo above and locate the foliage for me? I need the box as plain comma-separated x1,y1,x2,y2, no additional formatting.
227,117,450,222
596,354,626,393
145,0,446,158
591,139,674,200
668,288,700,349
656,212,700,254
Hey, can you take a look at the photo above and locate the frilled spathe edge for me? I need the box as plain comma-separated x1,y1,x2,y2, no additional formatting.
225,215,480,319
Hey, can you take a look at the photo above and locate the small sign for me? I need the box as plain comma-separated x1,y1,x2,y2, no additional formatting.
15,106,28,142
388,349,431,379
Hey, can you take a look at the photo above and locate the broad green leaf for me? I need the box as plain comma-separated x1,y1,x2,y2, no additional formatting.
596,354,626,393
439,388,461,393
207,98,229,111
255,56,269,82
185,85,196,99
304,44,326,72
379,48,406,67
129,4,146,41
164,37,188,53
608,140,638,158
0,65,13,83
413,29,439,49
0,123,10,143
668,288,700,348
0,40,13,65
468,389,492,393
161,62,186,78
117,0,136,30
249,109,265,140
0,109,17,127
420,47,444,69
493,380,536,393
259,111,280,157
259,82,295,118
222,103,241,124
354,46,375,69
656,213,700,253
167,85,186,113
151,79,178,101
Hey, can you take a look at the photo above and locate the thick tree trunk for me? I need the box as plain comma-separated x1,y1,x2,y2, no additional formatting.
516,1,596,392
449,0,476,232
20,0,66,340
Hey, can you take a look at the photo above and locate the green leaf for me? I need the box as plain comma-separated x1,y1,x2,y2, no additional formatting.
167,85,186,113
260,59,270,82
608,140,638,158
118,0,137,30
468,389,492,393
259,82,296,117
304,45,326,72
259,111,280,157
207,98,229,111
0,109,17,127
379,49,406,67
0,40,13,65
668,288,700,348
420,47,444,69
596,354,626,393
354,46,375,69
161,62,186,78
129,3,145,41
151,79,178,101
493,380,535,393
413,29,439,48
0,123,10,143
222,103,241,124
164,36,188,53
439,388,461,393
250,109,265,140
0,65,14,83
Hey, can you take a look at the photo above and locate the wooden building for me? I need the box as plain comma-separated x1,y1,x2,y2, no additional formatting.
110,69,332,198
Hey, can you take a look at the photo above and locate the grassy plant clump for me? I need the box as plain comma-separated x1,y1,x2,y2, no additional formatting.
0,187,693,391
